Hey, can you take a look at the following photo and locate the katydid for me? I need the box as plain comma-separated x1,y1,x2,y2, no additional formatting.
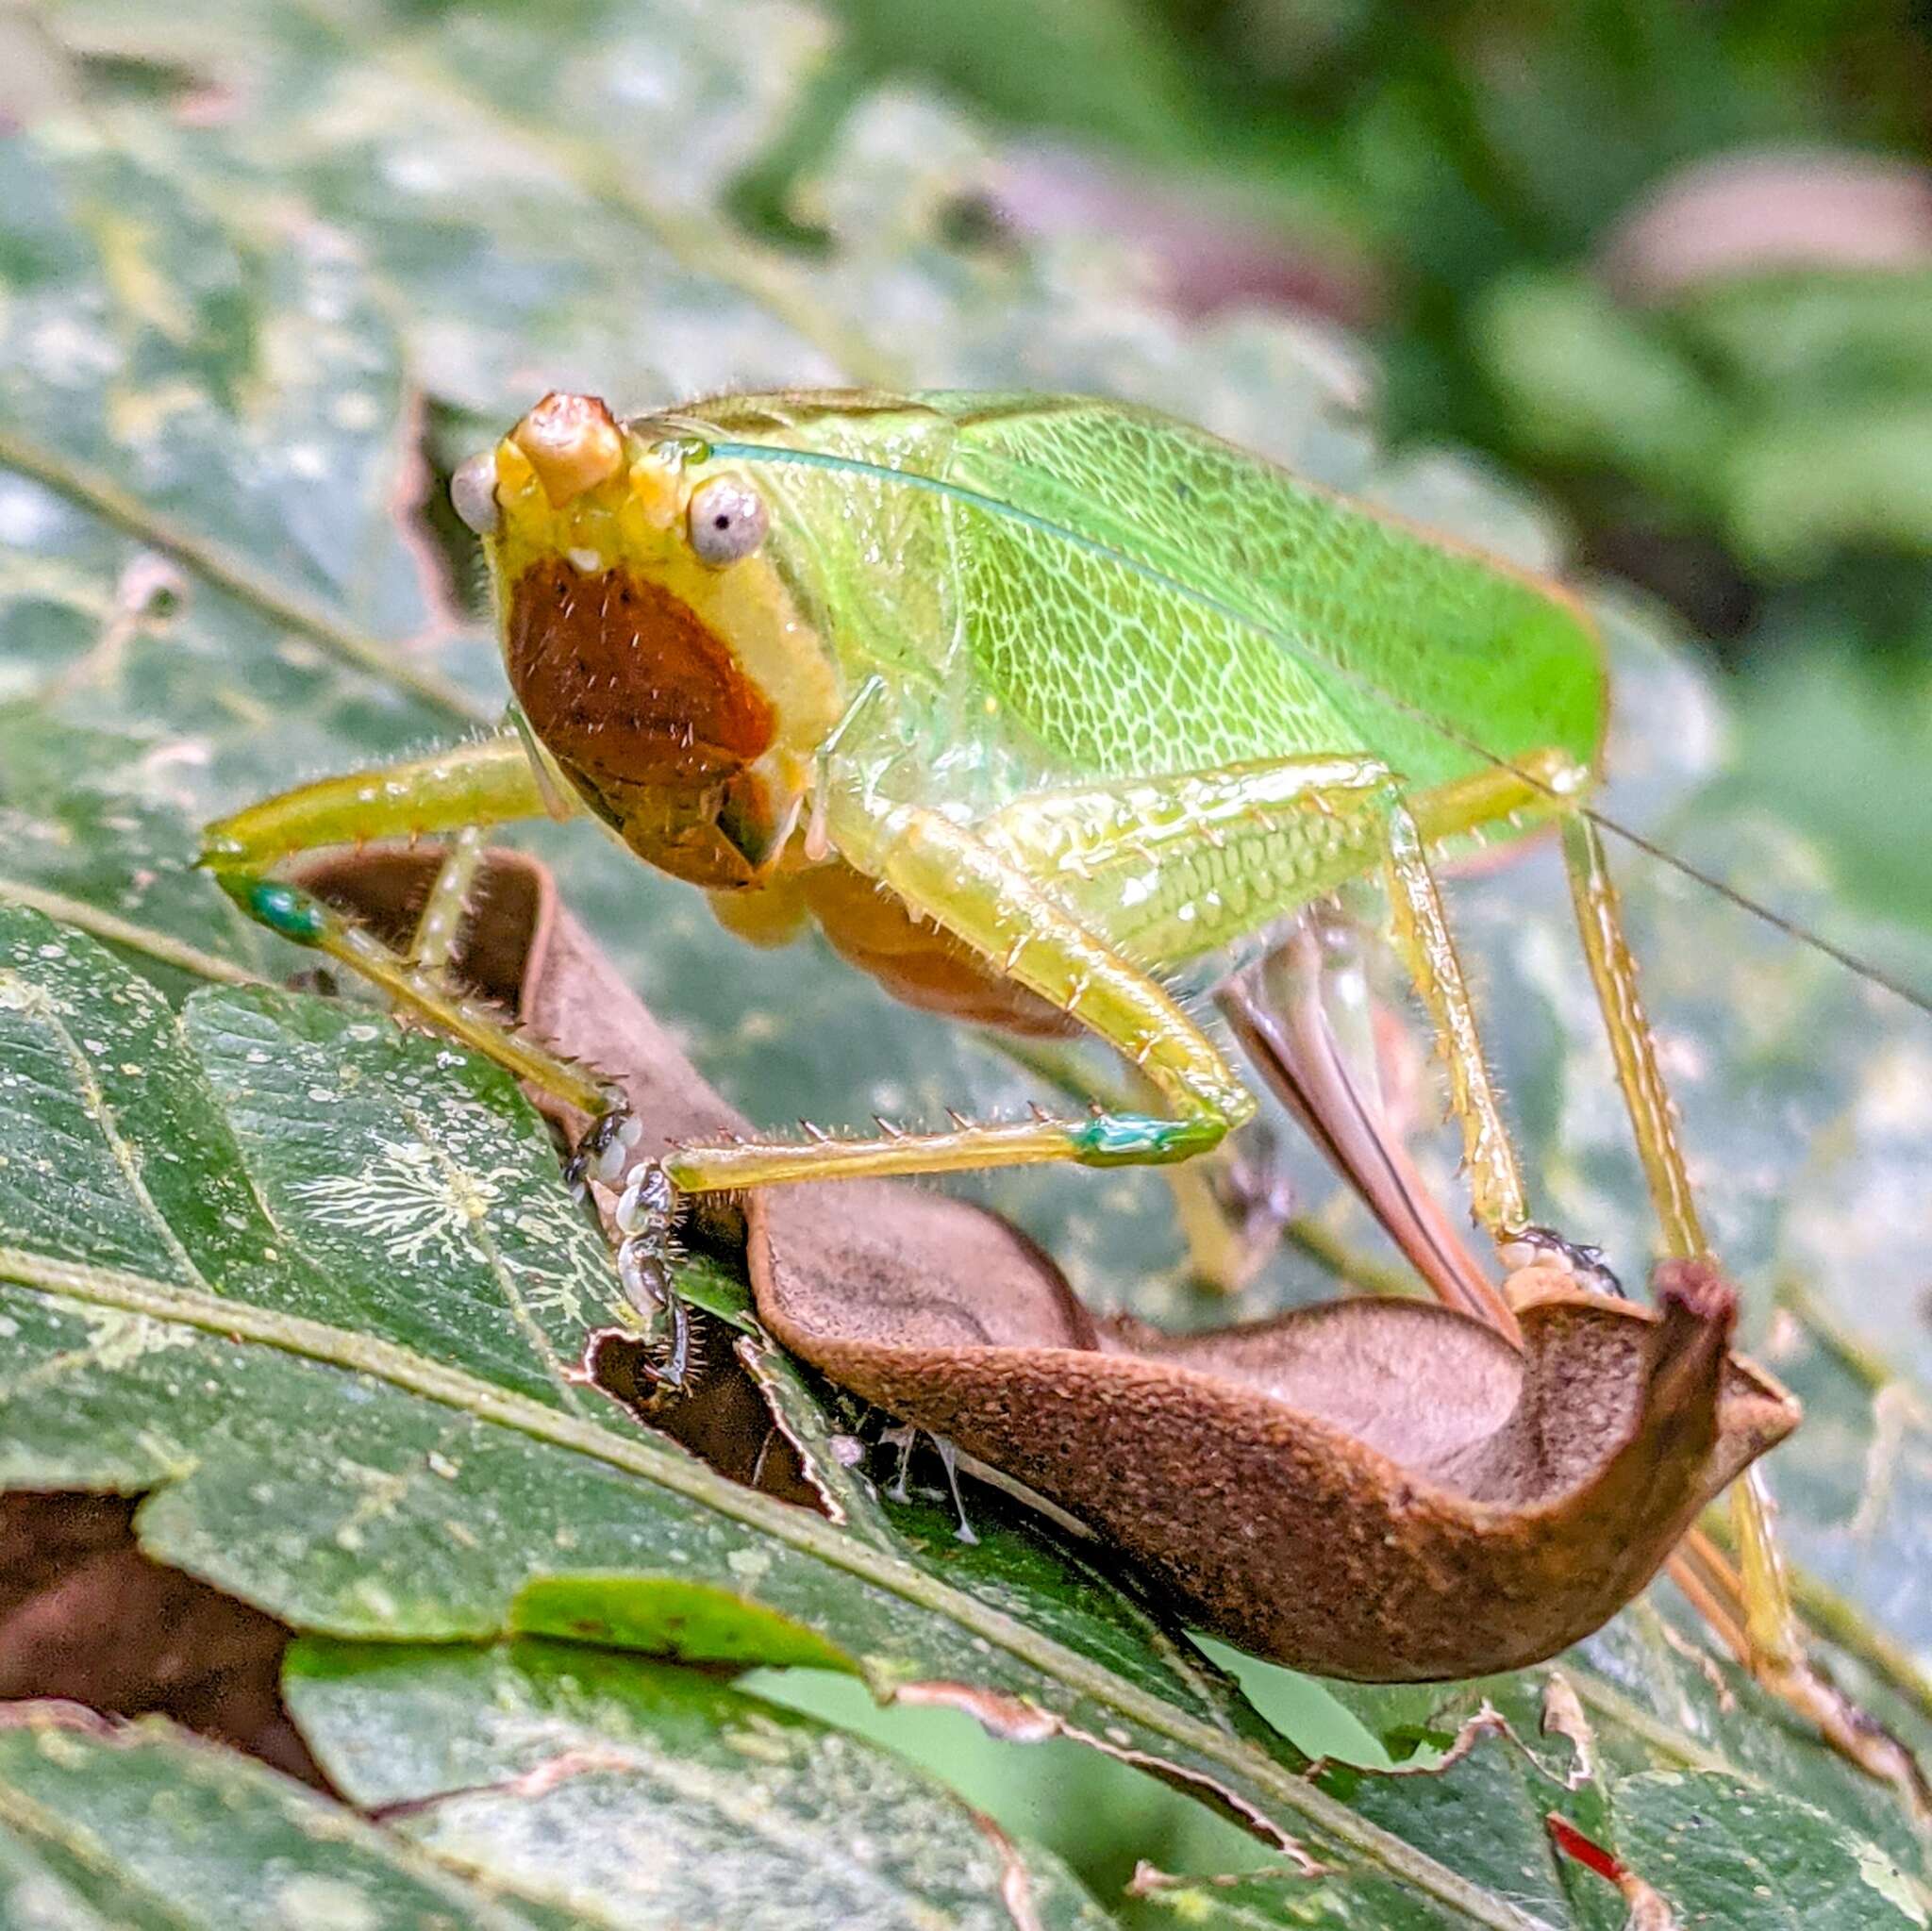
199,387,1927,1758
205,389,1645,1273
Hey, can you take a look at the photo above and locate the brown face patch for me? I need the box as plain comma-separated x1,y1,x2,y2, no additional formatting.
507,558,775,796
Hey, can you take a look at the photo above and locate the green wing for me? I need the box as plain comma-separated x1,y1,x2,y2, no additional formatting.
926,393,1606,791
697,390,1605,796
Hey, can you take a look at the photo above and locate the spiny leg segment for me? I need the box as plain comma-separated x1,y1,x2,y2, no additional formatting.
656,791,1258,1191
644,756,1561,1246
985,748,1613,1275
198,736,721,1373
201,735,619,1126
408,823,491,977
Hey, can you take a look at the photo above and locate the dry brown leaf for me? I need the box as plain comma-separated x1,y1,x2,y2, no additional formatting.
306,846,1801,1684
0,1494,320,1786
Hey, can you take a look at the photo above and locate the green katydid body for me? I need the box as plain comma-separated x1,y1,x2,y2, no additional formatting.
702,391,1601,790
196,388,1816,1698
208,385,1614,1238
680,391,1607,974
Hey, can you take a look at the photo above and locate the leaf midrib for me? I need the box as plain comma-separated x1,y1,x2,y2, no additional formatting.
0,1767,207,1931
0,425,489,726
0,1242,1550,1931
18,982,209,1294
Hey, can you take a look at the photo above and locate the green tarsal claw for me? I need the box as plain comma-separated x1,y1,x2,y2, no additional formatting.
1072,1113,1222,1167
229,877,331,946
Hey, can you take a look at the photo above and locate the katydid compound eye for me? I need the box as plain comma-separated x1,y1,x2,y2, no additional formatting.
687,475,768,565
450,452,502,537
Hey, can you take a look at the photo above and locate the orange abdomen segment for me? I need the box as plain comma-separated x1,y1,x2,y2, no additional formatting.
799,861,1080,1038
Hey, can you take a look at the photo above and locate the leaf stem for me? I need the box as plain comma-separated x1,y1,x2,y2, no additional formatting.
0,878,268,988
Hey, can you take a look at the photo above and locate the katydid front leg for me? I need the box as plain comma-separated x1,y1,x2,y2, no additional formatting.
656,790,1257,1191
199,734,625,1132
201,738,691,1385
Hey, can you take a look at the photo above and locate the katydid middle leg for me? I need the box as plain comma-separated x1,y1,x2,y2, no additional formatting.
653,755,1547,1247
1201,746,1640,1309
977,751,1574,1269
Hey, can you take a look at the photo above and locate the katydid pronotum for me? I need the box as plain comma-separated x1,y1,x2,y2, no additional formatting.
200,391,1908,1776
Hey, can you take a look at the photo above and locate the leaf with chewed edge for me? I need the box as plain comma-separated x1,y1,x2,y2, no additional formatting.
286,1637,1118,1931
0,899,1547,1930
0,1704,566,1931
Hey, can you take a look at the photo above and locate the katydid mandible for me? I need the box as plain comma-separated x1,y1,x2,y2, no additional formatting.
205,389,1704,1333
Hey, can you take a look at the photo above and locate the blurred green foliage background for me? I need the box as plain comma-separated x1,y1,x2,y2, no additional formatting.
789,0,1932,933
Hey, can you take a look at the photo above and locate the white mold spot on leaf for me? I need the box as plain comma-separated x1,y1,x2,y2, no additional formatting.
79,1304,196,1369
288,1136,508,1268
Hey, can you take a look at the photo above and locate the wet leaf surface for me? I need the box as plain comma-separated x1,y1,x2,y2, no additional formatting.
1,3,1929,1922
0,898,1541,1925
287,1637,1115,1931
0,1703,566,1930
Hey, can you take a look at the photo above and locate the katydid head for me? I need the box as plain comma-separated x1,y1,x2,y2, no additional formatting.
454,392,841,890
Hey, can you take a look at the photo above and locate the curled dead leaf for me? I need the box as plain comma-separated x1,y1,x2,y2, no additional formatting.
748,1190,1795,1679
304,847,1800,1684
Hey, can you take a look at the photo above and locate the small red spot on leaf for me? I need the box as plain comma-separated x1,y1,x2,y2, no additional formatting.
1546,1812,1626,1885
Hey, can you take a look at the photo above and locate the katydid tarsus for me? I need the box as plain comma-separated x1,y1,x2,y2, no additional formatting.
199,391,1913,1767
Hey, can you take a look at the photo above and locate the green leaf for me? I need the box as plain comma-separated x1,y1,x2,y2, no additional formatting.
5,3,1932,1918
0,900,1544,1927
1617,1773,1926,1928
0,707,275,998
0,1706,562,1930
285,1636,1118,1930
1332,1638,1929,1923
0,123,480,724
1131,1864,1457,1928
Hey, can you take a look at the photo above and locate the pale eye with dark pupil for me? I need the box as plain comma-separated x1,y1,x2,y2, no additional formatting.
688,476,768,565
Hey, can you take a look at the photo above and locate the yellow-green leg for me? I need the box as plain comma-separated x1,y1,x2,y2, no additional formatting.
660,792,1258,1191
202,736,700,1382
1559,815,1704,1257
1379,795,1528,1241
657,757,1543,1211
201,735,619,1128
408,824,491,976
981,751,1574,1256
983,1034,1289,1296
